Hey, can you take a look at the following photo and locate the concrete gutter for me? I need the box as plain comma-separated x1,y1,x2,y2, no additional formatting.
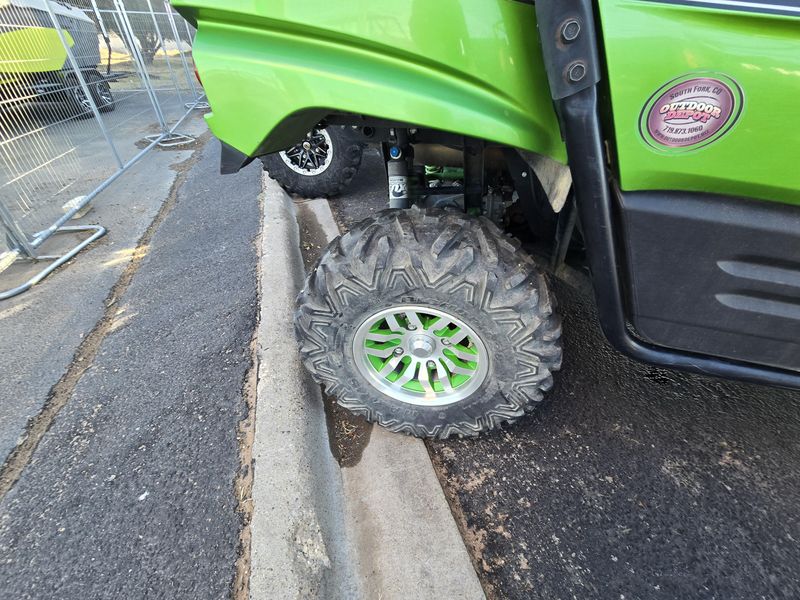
250,178,485,599
342,429,485,598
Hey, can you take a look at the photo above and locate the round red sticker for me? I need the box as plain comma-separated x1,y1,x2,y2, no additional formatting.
639,74,743,152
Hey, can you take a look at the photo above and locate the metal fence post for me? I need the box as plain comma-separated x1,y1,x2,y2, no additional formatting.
88,0,112,75
179,17,209,108
0,202,35,259
0,0,203,299
144,0,185,105
42,1,124,170
112,0,169,133
164,1,200,105
115,0,194,146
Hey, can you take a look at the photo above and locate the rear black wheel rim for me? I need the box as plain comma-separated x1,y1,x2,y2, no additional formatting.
279,128,333,175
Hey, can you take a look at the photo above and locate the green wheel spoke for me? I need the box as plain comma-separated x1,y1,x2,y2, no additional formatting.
441,356,475,376
404,310,425,331
451,346,477,361
418,362,435,393
385,313,403,333
434,360,455,393
366,331,402,343
378,355,402,376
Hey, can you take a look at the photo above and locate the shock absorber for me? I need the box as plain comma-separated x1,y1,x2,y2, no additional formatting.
387,129,412,208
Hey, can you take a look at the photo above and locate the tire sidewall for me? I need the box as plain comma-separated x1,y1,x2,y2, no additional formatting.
263,126,363,198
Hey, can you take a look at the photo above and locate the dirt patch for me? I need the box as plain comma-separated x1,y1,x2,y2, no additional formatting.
231,186,263,600
427,444,497,600
321,392,372,468
294,200,330,272
134,124,202,152
294,199,373,467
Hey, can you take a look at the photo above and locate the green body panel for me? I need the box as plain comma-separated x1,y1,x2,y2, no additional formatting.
170,0,566,162
175,0,799,206
598,1,800,206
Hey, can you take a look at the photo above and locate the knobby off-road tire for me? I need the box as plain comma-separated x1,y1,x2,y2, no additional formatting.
295,207,562,438
261,126,363,198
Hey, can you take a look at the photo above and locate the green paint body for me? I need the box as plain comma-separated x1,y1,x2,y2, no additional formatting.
173,0,800,206
598,1,800,205
172,0,566,161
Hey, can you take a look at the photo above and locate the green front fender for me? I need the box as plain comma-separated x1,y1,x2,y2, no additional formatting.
174,0,566,162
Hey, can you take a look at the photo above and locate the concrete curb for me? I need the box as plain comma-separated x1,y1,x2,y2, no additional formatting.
251,179,485,599
250,180,360,599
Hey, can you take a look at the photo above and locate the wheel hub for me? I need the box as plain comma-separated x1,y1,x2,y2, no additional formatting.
408,334,435,358
279,127,334,176
353,305,489,406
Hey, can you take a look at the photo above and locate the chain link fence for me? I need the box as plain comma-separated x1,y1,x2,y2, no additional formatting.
0,0,204,299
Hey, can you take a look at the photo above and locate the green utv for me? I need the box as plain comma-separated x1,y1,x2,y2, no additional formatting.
173,0,800,438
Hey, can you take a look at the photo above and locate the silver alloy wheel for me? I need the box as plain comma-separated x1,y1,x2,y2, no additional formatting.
353,305,490,406
279,128,334,175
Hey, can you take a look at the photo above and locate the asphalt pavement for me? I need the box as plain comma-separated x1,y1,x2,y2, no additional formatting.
0,140,262,599
3,137,798,599
0,106,208,471
331,149,800,600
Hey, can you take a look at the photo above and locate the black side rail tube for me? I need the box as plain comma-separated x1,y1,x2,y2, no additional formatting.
536,0,800,389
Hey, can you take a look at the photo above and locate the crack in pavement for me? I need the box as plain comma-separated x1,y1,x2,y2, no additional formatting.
231,180,264,600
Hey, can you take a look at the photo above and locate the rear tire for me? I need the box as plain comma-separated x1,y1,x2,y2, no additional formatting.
261,126,362,198
295,207,562,438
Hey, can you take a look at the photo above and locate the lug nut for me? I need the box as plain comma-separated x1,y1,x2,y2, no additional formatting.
393,347,404,355
561,19,581,43
441,338,451,346
407,324,417,331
